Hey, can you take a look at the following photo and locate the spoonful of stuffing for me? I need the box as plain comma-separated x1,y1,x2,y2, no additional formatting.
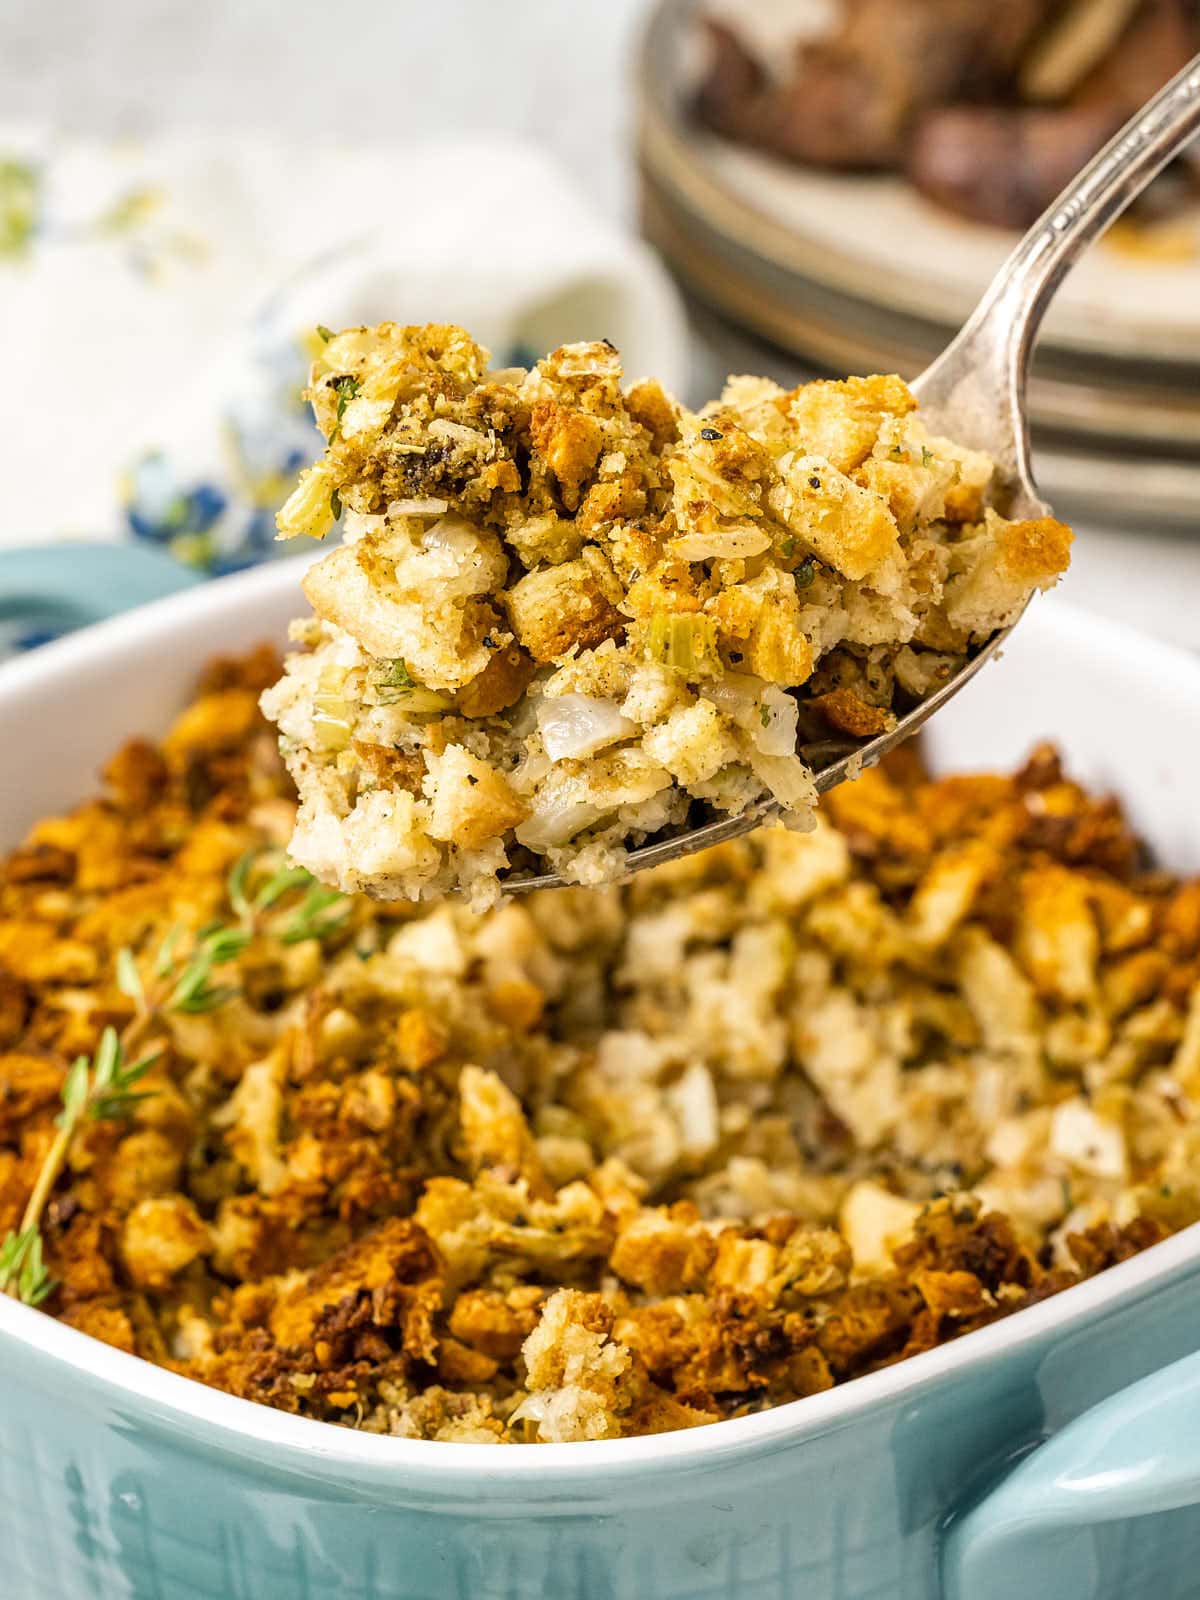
262,57,1200,909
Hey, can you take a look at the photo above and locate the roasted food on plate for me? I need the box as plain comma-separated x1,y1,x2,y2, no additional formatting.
263,322,1070,906
2,654,1197,1442
696,0,1200,228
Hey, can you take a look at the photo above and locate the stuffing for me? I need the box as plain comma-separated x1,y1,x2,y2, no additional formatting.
264,324,1070,906
2,665,1190,1443
503,555,626,663
513,1289,637,1441
770,455,900,581
120,1196,210,1291
786,374,918,473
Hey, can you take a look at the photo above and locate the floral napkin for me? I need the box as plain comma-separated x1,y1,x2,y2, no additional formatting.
0,128,688,610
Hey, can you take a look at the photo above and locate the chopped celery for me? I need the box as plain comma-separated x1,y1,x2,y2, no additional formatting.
276,463,337,541
313,665,352,750
644,612,718,676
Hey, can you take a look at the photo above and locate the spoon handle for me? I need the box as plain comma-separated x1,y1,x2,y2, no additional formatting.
917,54,1200,496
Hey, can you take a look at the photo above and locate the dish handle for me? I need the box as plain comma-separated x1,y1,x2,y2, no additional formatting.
0,543,203,650
941,1348,1200,1600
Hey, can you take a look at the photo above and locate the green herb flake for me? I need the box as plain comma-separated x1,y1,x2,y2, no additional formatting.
316,324,334,343
759,704,771,728
330,488,343,521
334,375,361,422
375,658,414,690
794,557,817,590
921,446,934,468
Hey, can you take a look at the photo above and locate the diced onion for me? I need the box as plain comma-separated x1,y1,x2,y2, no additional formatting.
387,497,449,517
704,674,797,756
669,525,772,561
515,800,606,851
704,671,767,718
428,419,485,445
753,685,799,757
537,695,637,762
749,750,816,812
422,513,482,555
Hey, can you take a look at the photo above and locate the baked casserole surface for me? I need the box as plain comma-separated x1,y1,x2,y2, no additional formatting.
2,650,1197,1442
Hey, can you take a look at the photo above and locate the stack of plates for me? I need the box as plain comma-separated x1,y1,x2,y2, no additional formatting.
637,0,1200,532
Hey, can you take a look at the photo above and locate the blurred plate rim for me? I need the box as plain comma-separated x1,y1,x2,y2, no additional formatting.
638,0,1200,369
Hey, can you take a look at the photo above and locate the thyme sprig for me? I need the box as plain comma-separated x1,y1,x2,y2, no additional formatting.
224,847,349,946
1,1027,160,1303
1,851,347,1306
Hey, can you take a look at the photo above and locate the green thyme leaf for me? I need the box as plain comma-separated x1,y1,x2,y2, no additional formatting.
0,1228,27,1279
226,847,262,919
167,921,251,1013
155,924,183,979
19,1229,53,1304
279,883,349,945
91,1090,155,1122
921,446,934,468
56,1055,90,1129
254,863,313,913
316,324,334,343
91,1027,121,1096
0,1226,54,1306
201,926,253,965
330,488,343,521
182,983,241,1015
168,956,215,1011
115,947,144,1008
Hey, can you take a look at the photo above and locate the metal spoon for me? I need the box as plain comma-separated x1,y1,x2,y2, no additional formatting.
511,56,1200,892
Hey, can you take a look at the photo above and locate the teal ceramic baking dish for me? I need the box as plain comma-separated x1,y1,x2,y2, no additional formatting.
1,559,1199,1600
